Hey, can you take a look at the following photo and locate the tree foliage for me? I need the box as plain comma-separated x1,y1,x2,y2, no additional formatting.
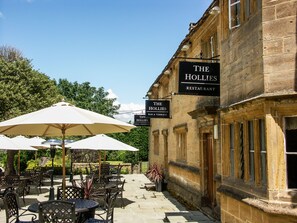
0,46,61,174
108,126,149,164
57,79,119,117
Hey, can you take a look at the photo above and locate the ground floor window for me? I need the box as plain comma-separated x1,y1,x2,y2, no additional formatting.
174,124,188,163
225,118,267,187
285,117,297,188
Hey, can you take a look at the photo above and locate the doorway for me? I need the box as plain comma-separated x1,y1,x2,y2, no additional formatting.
202,133,214,207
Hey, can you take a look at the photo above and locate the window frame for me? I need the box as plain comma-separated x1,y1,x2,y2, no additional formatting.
229,0,241,30
174,124,188,163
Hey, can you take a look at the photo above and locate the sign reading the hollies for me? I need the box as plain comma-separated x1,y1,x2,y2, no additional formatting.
145,100,170,119
178,61,220,96
134,115,150,126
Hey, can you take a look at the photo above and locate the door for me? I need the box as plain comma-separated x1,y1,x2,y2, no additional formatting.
203,133,214,207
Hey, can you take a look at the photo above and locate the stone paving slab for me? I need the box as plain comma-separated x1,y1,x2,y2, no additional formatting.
0,174,220,223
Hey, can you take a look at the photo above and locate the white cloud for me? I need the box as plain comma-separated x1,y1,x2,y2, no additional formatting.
114,103,145,123
106,89,118,100
106,88,145,123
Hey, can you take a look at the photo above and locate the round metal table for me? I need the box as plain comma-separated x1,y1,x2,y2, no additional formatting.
28,198,99,223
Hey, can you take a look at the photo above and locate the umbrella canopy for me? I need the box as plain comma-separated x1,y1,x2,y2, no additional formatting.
0,101,135,136
68,134,138,151
0,135,37,151
0,101,135,196
10,135,37,175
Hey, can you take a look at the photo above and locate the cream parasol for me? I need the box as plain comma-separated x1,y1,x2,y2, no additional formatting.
0,101,135,197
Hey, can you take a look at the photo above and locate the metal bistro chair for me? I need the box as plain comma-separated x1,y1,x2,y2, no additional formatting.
0,186,14,210
38,200,76,223
3,191,38,223
85,191,119,223
57,185,84,200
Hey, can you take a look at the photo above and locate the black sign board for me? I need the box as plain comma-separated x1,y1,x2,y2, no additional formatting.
134,115,150,126
145,100,170,119
178,61,220,96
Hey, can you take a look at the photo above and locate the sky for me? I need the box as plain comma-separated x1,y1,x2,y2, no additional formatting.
0,0,212,122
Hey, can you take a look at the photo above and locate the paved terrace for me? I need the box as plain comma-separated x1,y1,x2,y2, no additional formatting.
0,174,220,223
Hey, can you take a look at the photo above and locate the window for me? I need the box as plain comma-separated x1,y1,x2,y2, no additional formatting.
285,117,297,188
245,0,251,18
259,119,267,185
174,124,188,162
238,123,244,180
153,130,159,155
201,33,218,59
230,124,235,177
225,119,267,188
248,121,255,182
229,0,241,29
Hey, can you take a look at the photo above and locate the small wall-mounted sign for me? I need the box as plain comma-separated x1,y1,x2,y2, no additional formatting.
134,115,150,126
145,100,170,119
178,61,220,96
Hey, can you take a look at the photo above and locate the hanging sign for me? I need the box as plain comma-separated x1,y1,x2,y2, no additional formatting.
134,115,150,126
145,100,170,119
178,61,220,96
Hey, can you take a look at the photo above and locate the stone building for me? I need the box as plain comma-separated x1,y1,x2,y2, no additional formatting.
146,0,297,222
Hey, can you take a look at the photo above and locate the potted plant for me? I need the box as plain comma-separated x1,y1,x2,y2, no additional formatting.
146,163,164,192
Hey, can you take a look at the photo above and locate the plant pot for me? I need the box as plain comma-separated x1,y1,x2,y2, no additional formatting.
155,181,162,192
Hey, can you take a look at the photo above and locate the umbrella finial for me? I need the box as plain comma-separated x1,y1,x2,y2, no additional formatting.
53,101,72,107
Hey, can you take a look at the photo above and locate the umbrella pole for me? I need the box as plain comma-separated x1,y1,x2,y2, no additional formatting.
98,151,101,179
62,130,66,199
18,150,20,175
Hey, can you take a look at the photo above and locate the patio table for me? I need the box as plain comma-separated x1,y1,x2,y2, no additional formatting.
28,198,99,223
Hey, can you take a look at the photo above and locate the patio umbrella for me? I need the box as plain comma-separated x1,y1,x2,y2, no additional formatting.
0,101,136,197
0,135,37,175
11,135,39,175
68,134,138,151
68,134,138,177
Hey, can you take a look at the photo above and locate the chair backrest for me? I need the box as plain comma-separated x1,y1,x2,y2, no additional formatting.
101,163,110,176
38,200,76,223
105,191,119,222
3,191,20,223
4,175,19,186
57,185,84,200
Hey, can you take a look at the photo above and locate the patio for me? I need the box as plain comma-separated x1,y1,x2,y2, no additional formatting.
0,173,219,223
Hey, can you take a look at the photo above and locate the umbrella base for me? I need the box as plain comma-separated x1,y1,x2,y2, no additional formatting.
49,187,55,200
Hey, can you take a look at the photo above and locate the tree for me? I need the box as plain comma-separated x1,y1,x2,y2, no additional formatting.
108,126,149,164
0,46,61,174
57,79,121,163
57,79,119,117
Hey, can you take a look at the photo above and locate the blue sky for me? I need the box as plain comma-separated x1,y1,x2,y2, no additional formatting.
0,0,212,122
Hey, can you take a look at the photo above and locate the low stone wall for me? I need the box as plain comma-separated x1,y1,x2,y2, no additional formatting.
221,194,297,223
72,163,133,174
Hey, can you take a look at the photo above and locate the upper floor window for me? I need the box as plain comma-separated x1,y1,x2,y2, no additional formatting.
229,0,241,29
201,33,218,60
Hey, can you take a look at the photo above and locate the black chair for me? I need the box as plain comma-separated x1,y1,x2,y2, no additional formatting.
116,179,125,208
89,183,108,209
15,180,27,204
4,175,19,186
3,191,37,223
0,186,14,210
57,185,84,200
84,191,119,223
38,200,76,223
27,171,43,195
